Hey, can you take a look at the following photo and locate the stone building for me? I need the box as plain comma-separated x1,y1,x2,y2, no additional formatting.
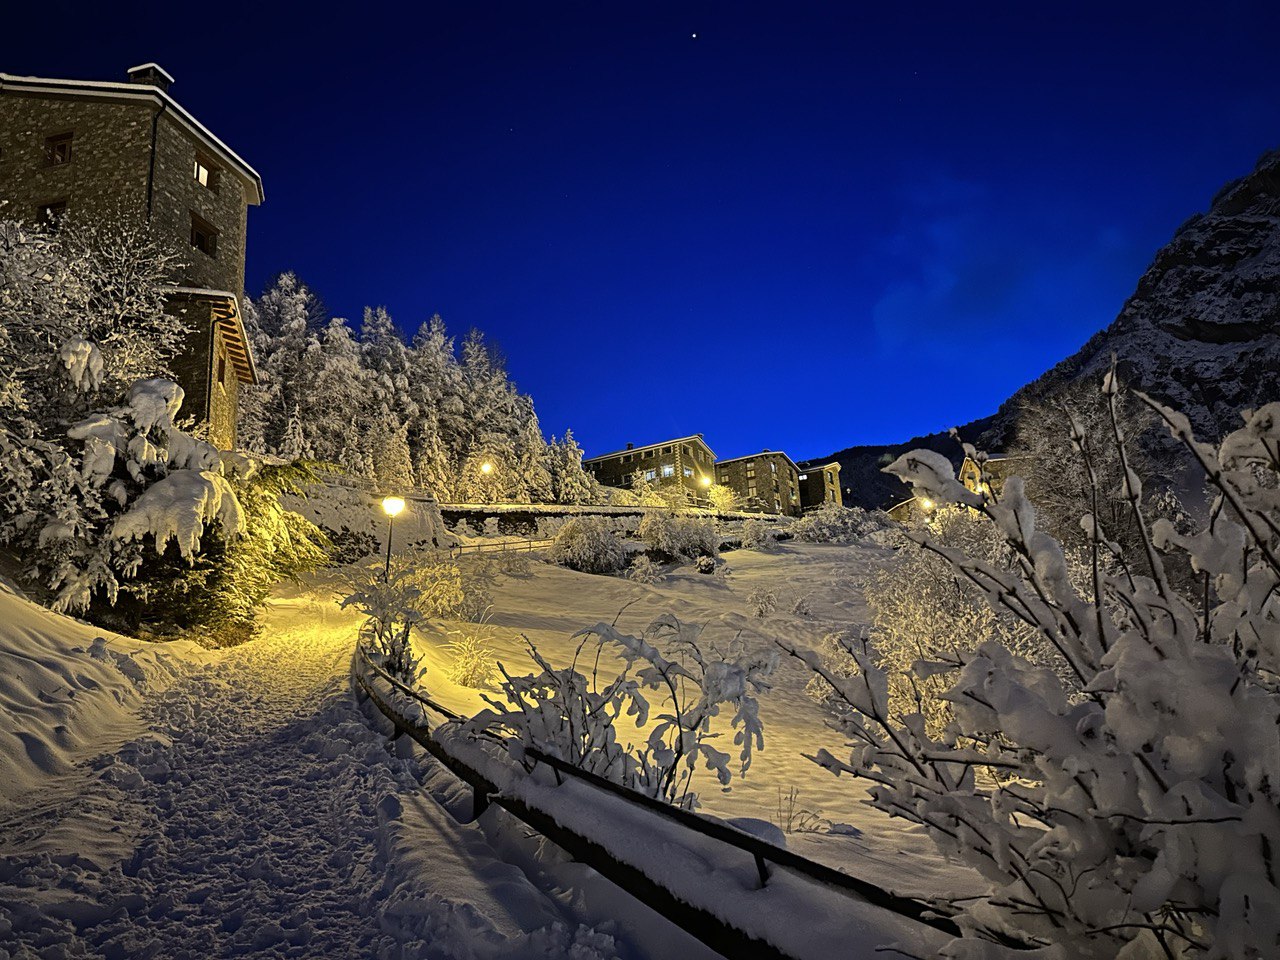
715,450,802,517
583,435,717,503
0,63,261,448
797,460,842,510
958,454,1024,497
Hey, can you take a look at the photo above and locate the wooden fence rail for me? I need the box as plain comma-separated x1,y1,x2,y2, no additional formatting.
352,645,970,958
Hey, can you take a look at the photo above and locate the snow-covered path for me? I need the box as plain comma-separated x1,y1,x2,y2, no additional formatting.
0,597,617,960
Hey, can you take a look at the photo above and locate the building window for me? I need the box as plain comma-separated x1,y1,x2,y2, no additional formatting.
193,153,220,192
44,132,73,166
683,467,693,478
660,446,671,455
661,464,675,478
798,473,808,481
746,469,755,479
217,353,227,388
190,212,218,257
643,468,657,481
36,199,68,228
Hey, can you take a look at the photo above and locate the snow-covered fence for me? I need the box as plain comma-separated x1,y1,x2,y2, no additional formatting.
352,643,963,959
449,537,555,557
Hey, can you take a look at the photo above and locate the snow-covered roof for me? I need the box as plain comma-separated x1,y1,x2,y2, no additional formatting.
796,459,841,472
715,450,800,472
583,434,716,463
166,287,257,385
0,71,264,205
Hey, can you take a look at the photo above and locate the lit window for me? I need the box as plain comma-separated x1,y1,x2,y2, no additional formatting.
44,132,73,166
798,473,808,481
771,463,777,473
661,464,675,478
683,466,693,478
644,469,656,481
193,154,220,191
190,212,218,257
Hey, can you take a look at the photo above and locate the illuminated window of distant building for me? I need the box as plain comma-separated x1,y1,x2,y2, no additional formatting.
683,466,693,478
798,473,808,481
644,469,656,481
44,132,73,166
190,212,218,257
661,464,675,478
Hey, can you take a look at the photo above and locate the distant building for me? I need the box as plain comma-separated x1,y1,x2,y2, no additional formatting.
583,435,717,503
797,461,842,511
0,63,261,449
715,450,802,517
958,454,1025,497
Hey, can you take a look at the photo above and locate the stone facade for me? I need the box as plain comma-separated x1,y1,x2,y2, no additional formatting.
715,451,802,517
797,461,842,510
0,65,262,447
584,435,717,503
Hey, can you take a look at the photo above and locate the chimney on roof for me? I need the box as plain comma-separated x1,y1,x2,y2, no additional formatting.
126,63,174,93
763,448,771,452
626,443,634,450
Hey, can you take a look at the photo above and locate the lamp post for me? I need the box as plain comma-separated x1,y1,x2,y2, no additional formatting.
381,496,405,580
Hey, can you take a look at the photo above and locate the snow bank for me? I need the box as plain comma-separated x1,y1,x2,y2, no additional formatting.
0,581,199,805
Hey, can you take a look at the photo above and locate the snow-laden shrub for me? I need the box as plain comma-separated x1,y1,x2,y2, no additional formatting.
862,503,1065,736
445,631,498,688
626,555,665,584
739,518,776,550
638,512,719,562
548,517,627,574
784,374,1280,959
747,587,777,619
343,566,426,684
789,502,887,543
696,554,718,575
493,549,534,578
707,483,743,512
469,614,777,809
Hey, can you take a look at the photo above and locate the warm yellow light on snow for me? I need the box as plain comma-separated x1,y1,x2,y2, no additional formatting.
382,496,406,517
921,498,935,511
480,461,494,475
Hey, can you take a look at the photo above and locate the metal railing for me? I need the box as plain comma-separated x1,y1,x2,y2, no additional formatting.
352,644,966,958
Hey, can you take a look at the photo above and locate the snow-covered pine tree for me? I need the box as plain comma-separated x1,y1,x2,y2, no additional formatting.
239,272,324,454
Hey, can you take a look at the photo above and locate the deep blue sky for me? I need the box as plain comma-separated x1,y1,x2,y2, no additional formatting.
5,2,1280,461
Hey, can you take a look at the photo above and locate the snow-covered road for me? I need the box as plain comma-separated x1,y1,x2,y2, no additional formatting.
0,596,618,959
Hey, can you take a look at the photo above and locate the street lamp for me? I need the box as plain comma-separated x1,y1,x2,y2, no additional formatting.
480,461,494,474
381,496,405,580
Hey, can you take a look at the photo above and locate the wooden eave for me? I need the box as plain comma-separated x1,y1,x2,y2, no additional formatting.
167,287,257,385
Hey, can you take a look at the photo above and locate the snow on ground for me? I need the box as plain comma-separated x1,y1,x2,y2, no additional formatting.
0,537,975,959
414,540,984,902
0,580,201,806
0,588,621,959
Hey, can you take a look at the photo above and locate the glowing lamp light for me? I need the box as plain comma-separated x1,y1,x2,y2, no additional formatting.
480,461,494,474
921,498,936,511
382,496,406,518
700,476,712,487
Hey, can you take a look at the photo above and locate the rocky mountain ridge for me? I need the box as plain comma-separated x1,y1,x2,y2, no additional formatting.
814,149,1280,510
